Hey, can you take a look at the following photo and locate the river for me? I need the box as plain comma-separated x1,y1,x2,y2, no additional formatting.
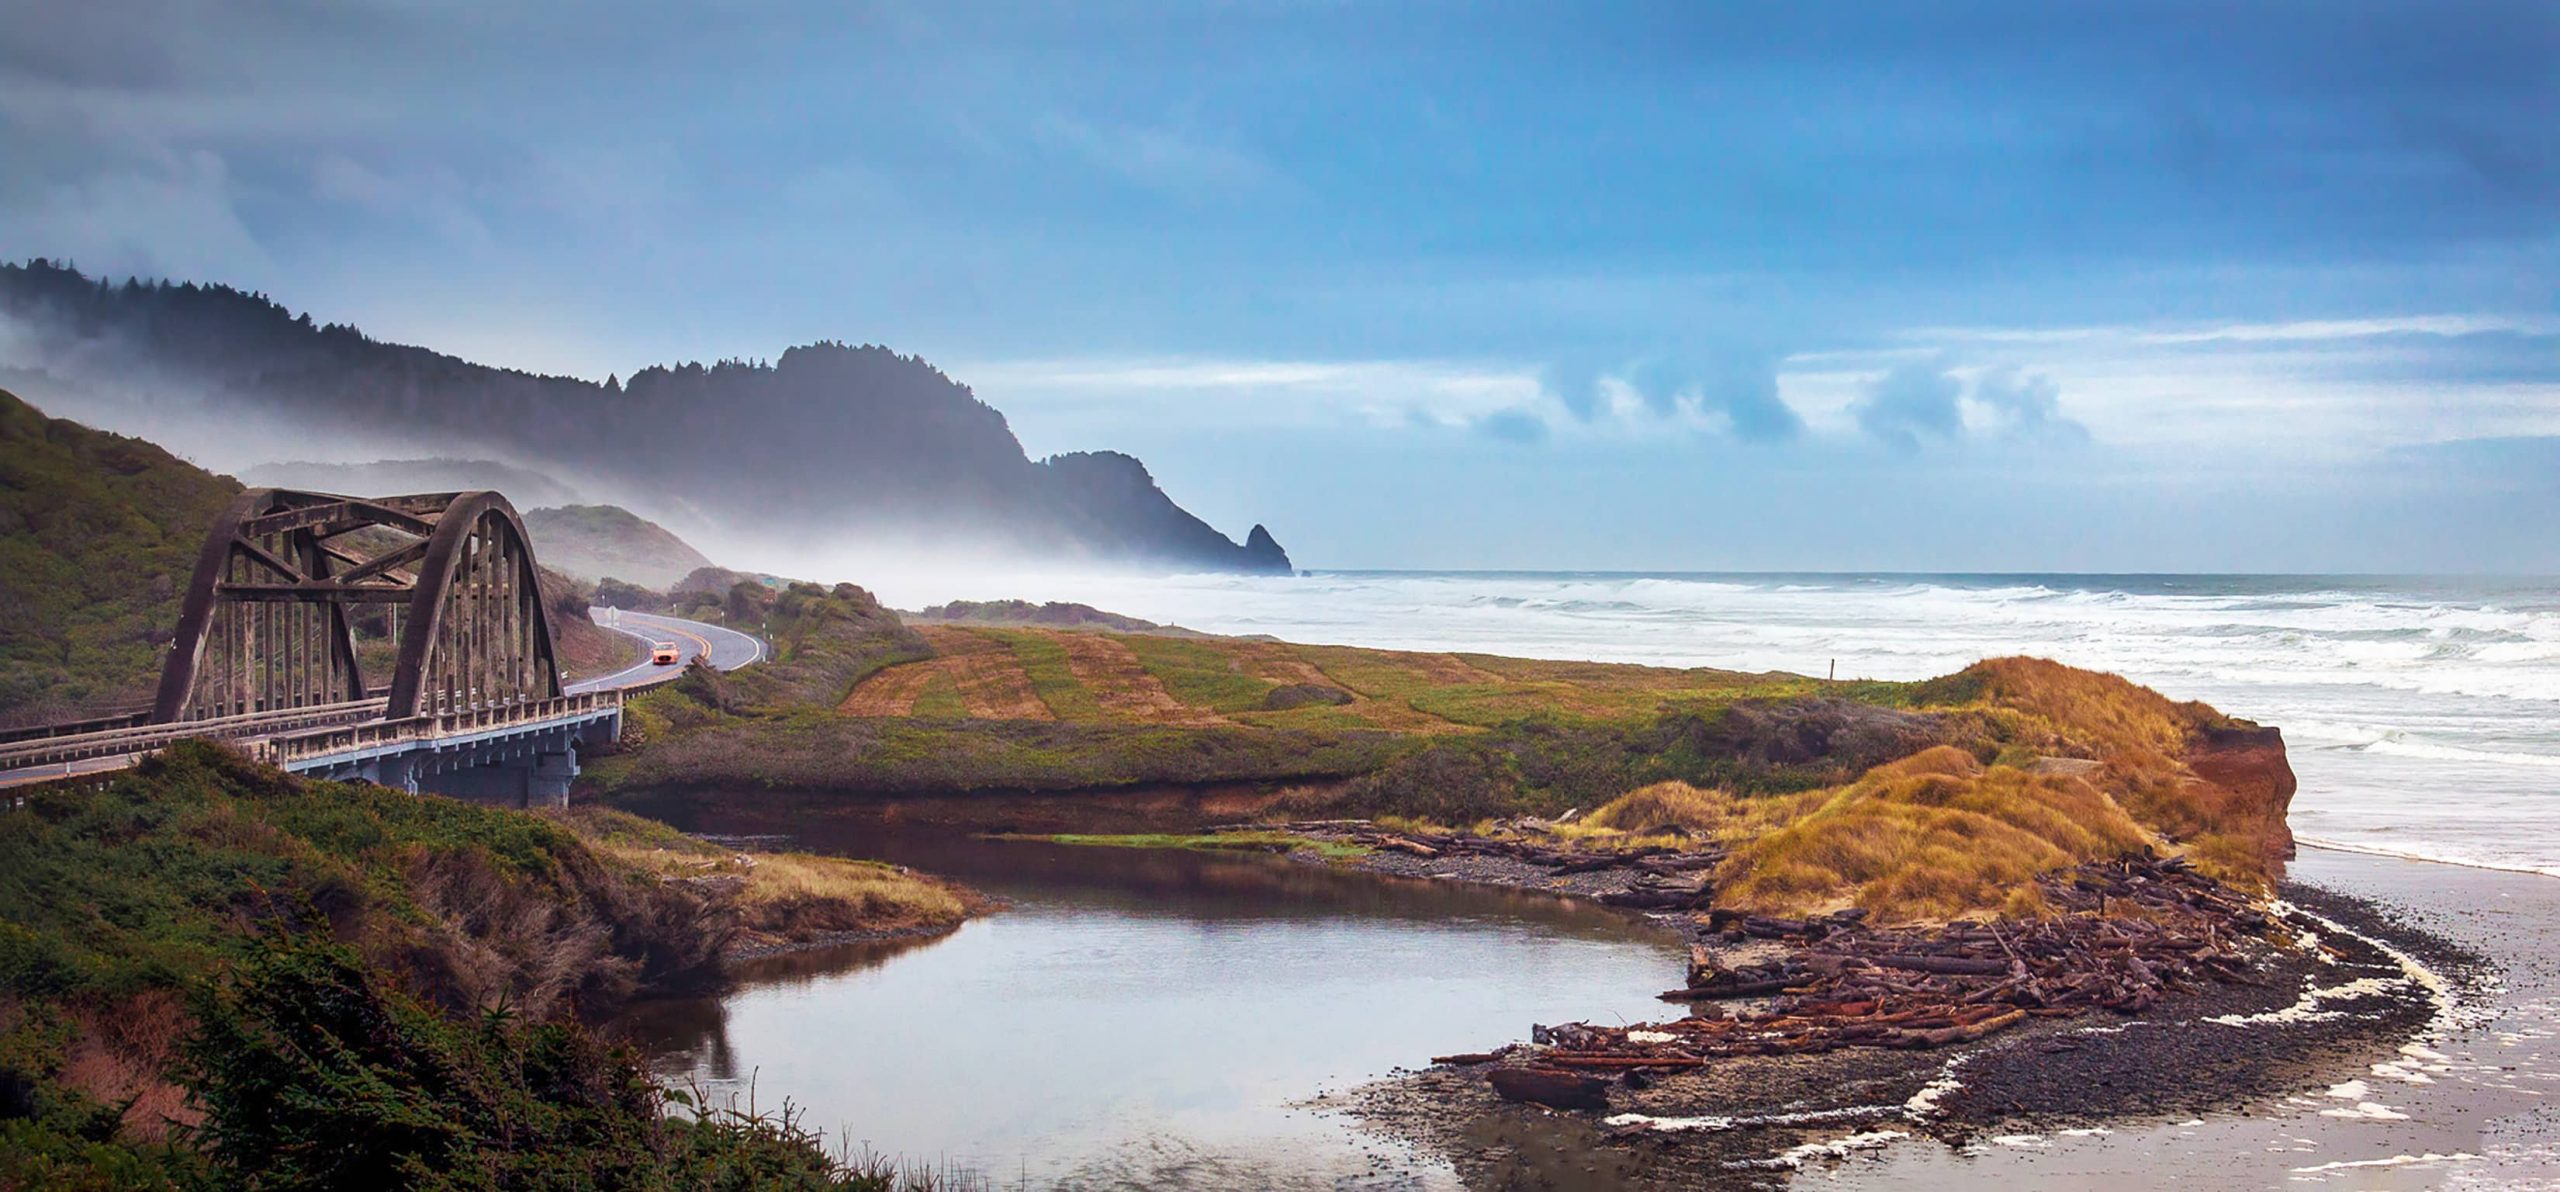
612,823,1687,1190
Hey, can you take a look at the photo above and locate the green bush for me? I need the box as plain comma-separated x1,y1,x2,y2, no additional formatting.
183,936,906,1190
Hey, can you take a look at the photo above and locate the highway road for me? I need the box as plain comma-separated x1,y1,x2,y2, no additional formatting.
571,608,768,693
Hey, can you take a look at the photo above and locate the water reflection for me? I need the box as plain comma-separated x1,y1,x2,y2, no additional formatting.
613,824,1685,1189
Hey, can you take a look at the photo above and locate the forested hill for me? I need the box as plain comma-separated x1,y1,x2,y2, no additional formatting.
0,260,1294,574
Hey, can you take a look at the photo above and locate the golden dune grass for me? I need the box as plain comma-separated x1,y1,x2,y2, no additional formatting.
561,808,969,941
1713,746,2150,920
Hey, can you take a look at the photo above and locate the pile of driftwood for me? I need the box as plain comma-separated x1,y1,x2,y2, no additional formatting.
1460,853,2280,1110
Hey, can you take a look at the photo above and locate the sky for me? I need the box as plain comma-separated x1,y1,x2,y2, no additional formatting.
4,0,2556,571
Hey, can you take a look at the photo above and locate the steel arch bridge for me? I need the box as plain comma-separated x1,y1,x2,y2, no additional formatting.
152,488,565,723
0,487,702,804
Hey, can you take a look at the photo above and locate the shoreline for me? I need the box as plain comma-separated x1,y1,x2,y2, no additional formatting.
2296,837,2560,882
1817,847,2560,1187
1281,830,2473,1185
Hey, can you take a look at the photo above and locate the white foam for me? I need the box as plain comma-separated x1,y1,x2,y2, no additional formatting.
2202,976,2406,1026
1903,1067,1967,1118
1603,1112,1733,1133
1730,1130,1910,1170
2202,900,2465,1032
2289,1151,2474,1174
1603,1103,1893,1134
2358,737,2560,769
2295,839,2560,880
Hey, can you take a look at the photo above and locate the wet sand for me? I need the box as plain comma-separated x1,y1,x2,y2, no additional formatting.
1803,847,2560,1189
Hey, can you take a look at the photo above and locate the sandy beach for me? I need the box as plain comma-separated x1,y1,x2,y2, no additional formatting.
1808,847,2560,1189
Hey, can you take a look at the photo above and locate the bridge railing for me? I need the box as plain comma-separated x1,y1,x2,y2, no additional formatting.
0,708,154,748
0,699,391,771
1,690,624,776
253,691,623,769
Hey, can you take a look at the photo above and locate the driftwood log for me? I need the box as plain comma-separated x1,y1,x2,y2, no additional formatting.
1488,1067,1612,1111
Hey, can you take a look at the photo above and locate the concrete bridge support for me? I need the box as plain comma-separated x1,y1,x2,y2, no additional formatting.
293,710,621,809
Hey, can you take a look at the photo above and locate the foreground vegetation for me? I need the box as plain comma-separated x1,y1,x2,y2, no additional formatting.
0,744,970,1189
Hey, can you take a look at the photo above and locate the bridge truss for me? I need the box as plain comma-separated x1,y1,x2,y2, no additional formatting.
152,489,564,723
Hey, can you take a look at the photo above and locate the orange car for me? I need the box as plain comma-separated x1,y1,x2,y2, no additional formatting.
650,642,682,665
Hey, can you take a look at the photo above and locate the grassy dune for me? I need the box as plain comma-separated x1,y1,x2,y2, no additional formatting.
605,612,2297,926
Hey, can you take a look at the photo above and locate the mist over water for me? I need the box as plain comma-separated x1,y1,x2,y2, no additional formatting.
866,570,2560,878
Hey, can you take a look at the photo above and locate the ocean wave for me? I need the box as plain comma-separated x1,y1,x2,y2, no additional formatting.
2297,839,2560,880
2355,737,2560,769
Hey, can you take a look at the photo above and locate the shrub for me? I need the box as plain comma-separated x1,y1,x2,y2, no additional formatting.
183,936,907,1190
1584,781,1745,837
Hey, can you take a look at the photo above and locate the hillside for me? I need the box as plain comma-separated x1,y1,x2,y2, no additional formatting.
0,387,239,724
0,260,1294,574
0,391,633,724
523,503,715,589
0,743,972,1188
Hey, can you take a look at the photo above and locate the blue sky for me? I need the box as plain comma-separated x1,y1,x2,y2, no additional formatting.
4,1,2555,570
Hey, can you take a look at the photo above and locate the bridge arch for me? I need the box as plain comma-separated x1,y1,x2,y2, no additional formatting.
153,489,564,723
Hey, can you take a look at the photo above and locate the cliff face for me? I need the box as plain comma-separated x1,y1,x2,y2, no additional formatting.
1036,451,1293,574
0,260,1291,573
2185,723,2300,864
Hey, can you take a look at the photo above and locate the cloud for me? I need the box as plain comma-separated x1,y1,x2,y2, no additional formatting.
1476,407,1549,444
1540,359,1604,421
1968,367,2087,443
1697,355,1802,443
3,147,269,281
1853,362,1964,451
1538,352,1802,442
310,155,496,255
1625,357,1685,417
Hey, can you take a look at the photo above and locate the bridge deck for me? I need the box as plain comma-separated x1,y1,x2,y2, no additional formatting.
1,609,759,791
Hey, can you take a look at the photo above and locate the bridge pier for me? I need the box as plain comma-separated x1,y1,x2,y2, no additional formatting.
288,708,621,810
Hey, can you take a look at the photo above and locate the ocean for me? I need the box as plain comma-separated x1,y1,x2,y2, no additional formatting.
886,571,2560,877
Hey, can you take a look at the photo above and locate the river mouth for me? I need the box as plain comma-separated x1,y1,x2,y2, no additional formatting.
608,813,1688,1189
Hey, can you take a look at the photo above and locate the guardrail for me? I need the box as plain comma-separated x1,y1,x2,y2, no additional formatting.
254,691,622,769
0,684,401,749
0,699,391,771
0,708,153,747
0,690,624,776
